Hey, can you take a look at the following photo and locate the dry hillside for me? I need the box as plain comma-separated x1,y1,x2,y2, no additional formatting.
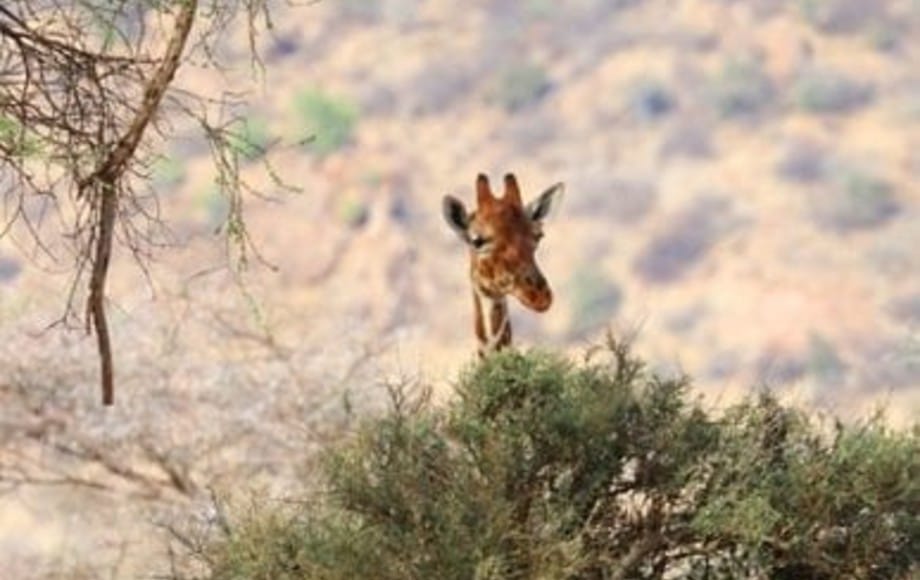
0,0,917,576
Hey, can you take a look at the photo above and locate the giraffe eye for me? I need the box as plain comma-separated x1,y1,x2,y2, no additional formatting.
470,235,491,250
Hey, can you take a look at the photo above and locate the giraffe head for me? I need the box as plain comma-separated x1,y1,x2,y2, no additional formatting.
443,173,564,312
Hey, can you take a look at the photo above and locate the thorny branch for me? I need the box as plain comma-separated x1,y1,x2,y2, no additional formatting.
79,0,198,405
0,0,277,405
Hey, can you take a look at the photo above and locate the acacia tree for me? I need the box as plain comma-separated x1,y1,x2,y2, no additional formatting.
188,341,919,580
0,0,276,405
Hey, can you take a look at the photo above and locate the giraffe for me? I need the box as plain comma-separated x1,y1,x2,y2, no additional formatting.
443,173,564,356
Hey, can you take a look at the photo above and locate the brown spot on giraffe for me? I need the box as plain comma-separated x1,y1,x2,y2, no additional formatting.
443,173,564,356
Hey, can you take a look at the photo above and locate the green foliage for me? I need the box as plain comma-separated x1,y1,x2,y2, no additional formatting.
0,116,43,158
292,90,358,156
811,167,900,232
152,154,187,188
337,194,369,229
492,62,552,113
697,395,919,577
793,69,873,114
707,57,773,118
195,184,229,229
193,343,919,579
228,116,271,161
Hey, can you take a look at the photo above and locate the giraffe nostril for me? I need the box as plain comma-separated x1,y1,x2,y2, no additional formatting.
530,271,547,289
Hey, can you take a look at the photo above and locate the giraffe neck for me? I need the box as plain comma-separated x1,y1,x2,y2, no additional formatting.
473,290,511,356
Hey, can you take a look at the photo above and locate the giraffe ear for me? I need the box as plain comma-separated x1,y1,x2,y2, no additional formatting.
526,182,564,222
442,195,471,241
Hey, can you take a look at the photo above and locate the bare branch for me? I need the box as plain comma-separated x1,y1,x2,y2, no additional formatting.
79,0,198,405
1,0,285,405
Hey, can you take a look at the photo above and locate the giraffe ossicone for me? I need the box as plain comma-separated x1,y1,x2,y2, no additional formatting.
443,173,564,356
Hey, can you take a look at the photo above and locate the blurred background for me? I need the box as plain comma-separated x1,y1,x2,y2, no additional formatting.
0,0,918,576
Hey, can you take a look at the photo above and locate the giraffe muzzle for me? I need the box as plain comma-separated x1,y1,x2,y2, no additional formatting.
528,288,553,312
516,270,552,312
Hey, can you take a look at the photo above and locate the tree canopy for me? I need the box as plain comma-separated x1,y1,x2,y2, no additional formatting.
186,341,919,579
1,1,273,404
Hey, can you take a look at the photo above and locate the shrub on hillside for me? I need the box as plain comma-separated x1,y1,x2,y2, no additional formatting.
195,185,229,229
633,196,735,284
490,62,552,113
292,90,358,156
152,154,187,188
810,167,900,233
706,57,773,118
186,341,919,580
0,115,43,158
793,68,874,114
798,0,886,35
406,64,476,115
774,138,829,183
227,115,272,161
658,120,714,160
626,78,675,122
336,194,369,230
